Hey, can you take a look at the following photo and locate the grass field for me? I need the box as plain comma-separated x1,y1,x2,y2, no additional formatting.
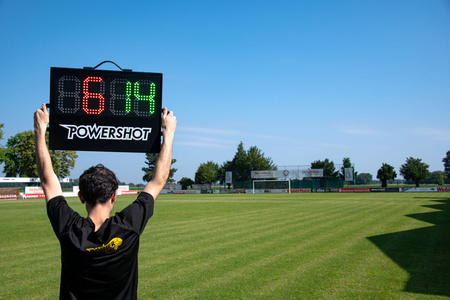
1,192,449,299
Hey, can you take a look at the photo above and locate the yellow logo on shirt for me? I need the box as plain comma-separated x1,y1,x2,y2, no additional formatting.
86,237,123,253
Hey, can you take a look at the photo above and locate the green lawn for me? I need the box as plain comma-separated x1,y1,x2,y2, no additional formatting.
1,192,449,299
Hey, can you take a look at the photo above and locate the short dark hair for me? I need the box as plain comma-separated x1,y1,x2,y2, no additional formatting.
79,164,119,206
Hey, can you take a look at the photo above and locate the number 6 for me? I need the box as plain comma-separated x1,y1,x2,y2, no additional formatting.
82,76,105,115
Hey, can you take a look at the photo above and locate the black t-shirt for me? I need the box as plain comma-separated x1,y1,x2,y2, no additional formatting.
47,192,154,300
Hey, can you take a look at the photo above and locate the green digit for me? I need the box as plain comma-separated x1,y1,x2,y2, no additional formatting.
134,80,156,116
126,81,132,113
110,79,132,116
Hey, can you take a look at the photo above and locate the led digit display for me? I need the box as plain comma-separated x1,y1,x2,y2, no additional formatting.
49,67,162,153
82,76,105,115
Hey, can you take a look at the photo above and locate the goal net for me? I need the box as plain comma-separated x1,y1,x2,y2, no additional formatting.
252,180,291,193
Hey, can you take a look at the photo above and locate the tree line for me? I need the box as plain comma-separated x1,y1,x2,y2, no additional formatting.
181,144,450,189
1,124,449,188
0,124,175,185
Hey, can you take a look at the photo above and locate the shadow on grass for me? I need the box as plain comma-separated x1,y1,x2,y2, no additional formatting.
367,197,450,297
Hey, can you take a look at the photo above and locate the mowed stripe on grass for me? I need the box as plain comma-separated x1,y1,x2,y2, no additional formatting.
1,193,448,299
137,193,445,299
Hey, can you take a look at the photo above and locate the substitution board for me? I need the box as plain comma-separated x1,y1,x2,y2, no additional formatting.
48,67,162,153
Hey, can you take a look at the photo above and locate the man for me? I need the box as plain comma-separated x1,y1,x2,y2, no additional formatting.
34,103,176,299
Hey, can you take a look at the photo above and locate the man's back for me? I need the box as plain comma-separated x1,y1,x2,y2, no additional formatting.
47,192,154,299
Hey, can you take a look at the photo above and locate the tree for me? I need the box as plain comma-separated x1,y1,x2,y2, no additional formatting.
0,130,77,178
399,157,430,187
0,123,4,142
142,152,177,183
178,177,194,190
356,173,373,185
428,171,445,186
376,163,397,187
247,146,275,171
311,159,339,179
443,151,450,178
195,161,220,184
227,141,249,182
0,123,4,162
220,142,276,182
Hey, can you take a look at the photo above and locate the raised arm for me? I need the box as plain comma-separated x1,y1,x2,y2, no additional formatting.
142,107,177,200
34,103,63,202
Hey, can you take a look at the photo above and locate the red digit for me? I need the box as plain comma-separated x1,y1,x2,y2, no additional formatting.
82,76,105,115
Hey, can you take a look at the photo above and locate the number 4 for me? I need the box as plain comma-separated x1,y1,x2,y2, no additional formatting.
134,80,156,116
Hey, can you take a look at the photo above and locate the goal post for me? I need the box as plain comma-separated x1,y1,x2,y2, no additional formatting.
252,180,291,194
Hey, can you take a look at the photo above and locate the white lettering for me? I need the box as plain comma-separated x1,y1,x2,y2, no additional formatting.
60,124,152,141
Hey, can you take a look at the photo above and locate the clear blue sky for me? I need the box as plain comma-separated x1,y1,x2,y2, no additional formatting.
1,0,449,184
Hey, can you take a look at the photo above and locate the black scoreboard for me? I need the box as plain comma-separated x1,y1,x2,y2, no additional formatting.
49,67,162,153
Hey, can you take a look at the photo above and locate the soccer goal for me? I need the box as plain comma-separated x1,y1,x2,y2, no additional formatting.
252,180,291,194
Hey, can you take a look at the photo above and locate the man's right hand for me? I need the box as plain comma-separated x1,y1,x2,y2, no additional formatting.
142,108,176,200
34,103,49,135
161,107,177,138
